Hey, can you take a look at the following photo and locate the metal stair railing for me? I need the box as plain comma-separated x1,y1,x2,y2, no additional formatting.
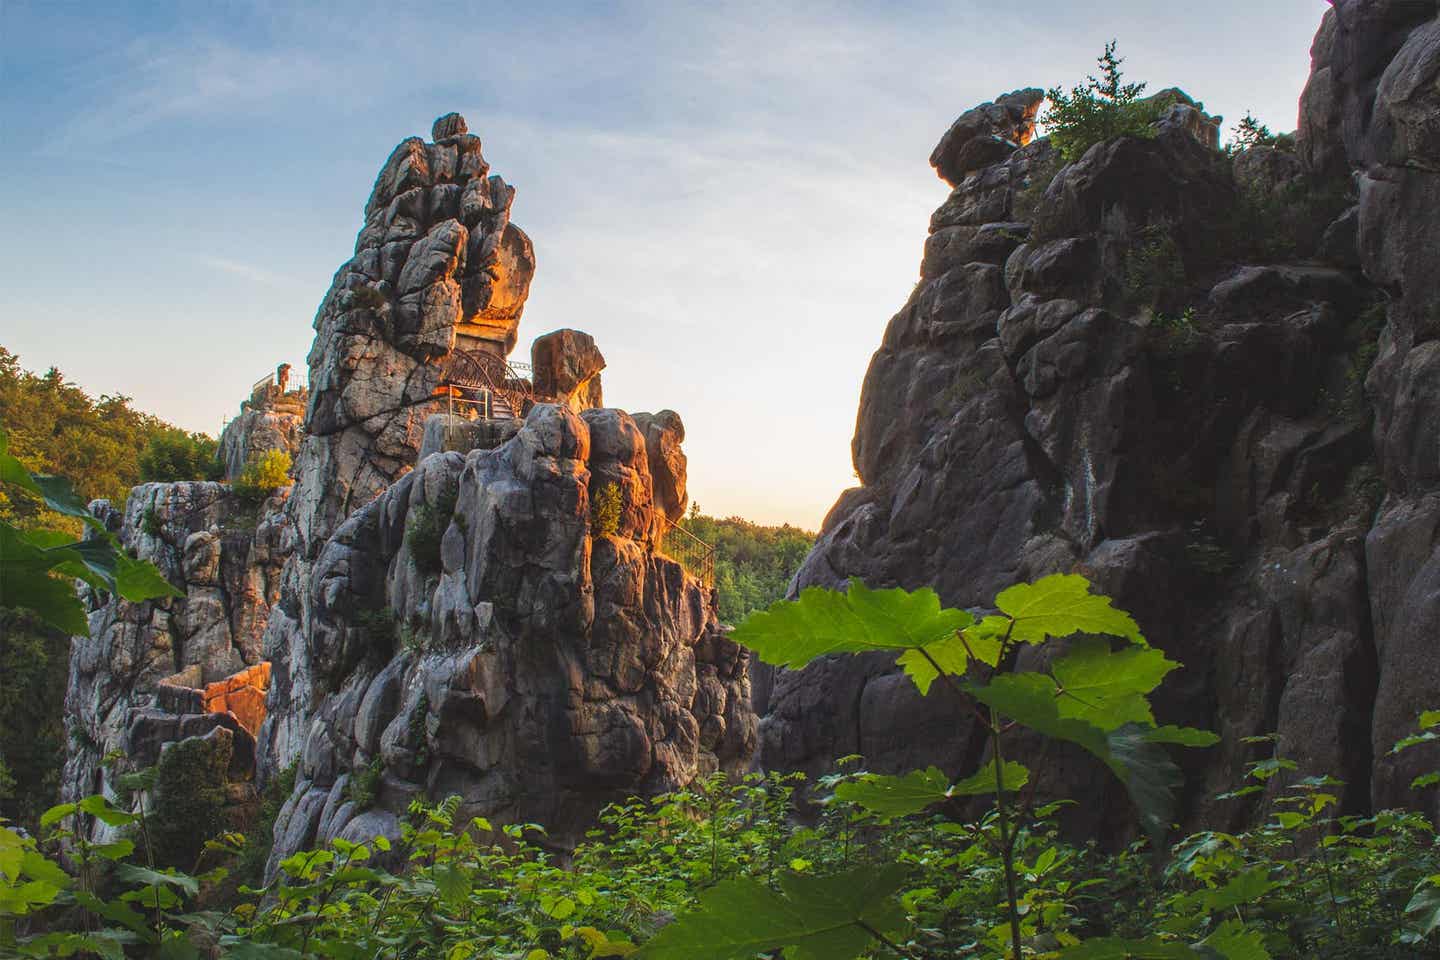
658,517,716,588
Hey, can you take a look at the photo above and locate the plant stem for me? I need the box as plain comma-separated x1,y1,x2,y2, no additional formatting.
857,919,917,959
990,705,1025,960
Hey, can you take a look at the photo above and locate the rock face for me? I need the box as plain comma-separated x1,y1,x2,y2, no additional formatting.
219,366,307,480
293,113,535,558
765,6,1440,836
260,113,538,771
62,481,289,818
249,115,755,873
263,405,755,876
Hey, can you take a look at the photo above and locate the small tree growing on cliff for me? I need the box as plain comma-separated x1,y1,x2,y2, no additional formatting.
1043,40,1160,162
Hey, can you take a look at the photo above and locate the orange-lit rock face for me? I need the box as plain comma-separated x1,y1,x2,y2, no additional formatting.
201,661,271,736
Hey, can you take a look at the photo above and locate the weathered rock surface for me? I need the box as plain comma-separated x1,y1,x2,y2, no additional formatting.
219,366,307,480
244,115,754,874
930,89,1044,187
532,328,606,411
260,114,538,771
62,481,289,818
765,5,1440,836
263,405,754,877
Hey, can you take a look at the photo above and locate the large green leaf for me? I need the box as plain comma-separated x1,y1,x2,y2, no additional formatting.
1200,919,1271,960
1059,937,1207,959
948,760,1030,796
0,551,91,634
0,430,97,524
637,864,909,960
996,574,1144,646
834,768,950,817
969,675,1188,845
1052,638,1177,730
733,580,973,690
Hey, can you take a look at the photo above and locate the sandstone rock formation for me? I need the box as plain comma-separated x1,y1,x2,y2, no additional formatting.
532,328,606,411
766,6,1440,837
262,404,754,875
62,481,289,821
260,113,538,771
244,115,755,873
218,364,307,480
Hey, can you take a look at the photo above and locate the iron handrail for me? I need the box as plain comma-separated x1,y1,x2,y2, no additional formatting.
657,516,716,588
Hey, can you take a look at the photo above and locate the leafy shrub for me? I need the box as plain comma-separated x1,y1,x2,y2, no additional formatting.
404,485,456,574
138,428,223,483
1226,111,1294,154
1042,41,1172,163
148,733,232,871
232,449,292,502
591,481,622,537
347,283,388,311
347,757,384,812
1124,222,1187,312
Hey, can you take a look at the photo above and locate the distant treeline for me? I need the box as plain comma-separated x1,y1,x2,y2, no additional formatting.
679,509,815,624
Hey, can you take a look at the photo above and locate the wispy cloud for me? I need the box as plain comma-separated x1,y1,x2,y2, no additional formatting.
192,254,303,290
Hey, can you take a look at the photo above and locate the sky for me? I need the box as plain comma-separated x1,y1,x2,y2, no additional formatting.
1,1,1326,529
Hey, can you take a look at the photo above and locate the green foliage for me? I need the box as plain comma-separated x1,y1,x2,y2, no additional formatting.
232,449,291,503
1229,167,1354,262
0,427,182,635
0,609,68,830
405,485,457,575
677,508,815,623
1042,42,1171,163
639,865,910,960
232,761,297,889
0,347,189,534
347,758,384,812
137,428,222,483
148,734,231,871
1227,112,1288,154
1124,223,1186,313
592,481,622,537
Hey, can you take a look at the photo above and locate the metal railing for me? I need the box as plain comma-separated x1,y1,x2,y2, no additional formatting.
658,517,716,588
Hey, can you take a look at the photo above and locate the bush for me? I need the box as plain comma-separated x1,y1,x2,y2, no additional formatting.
148,733,232,870
347,757,384,811
591,482,621,537
232,449,292,502
1042,41,1171,163
138,428,223,483
405,486,457,574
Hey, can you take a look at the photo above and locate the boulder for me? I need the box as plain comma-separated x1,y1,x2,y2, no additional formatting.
930,88,1044,186
532,328,606,411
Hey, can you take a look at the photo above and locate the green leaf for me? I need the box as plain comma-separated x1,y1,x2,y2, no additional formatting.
0,540,92,634
78,793,138,827
637,864,909,960
1058,937,1196,958
115,551,182,601
1144,726,1221,748
39,802,77,830
834,768,949,816
948,760,1030,797
1051,638,1177,730
114,862,200,897
995,574,1144,646
733,581,973,693
218,938,305,960
1413,773,1440,790
1407,882,1440,937
1201,919,1270,960
1201,868,1274,913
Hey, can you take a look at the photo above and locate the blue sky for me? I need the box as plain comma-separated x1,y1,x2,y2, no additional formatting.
1,1,1325,528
